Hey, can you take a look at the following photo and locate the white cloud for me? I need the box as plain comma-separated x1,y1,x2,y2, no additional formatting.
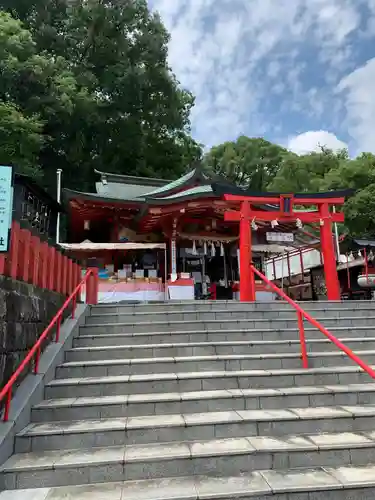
288,131,348,154
337,58,375,153
148,0,369,148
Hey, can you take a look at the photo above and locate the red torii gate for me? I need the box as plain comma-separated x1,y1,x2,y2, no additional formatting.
222,191,350,302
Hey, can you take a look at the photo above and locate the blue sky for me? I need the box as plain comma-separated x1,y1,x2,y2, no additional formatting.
148,0,375,156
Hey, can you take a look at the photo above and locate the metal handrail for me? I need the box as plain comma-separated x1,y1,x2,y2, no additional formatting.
0,268,98,422
251,265,375,378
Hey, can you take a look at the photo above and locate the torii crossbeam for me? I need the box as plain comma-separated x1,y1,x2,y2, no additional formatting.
211,185,353,302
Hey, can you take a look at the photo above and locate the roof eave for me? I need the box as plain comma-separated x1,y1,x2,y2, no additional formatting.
94,169,170,187
63,188,146,206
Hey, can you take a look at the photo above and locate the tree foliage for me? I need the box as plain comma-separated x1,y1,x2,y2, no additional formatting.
0,0,201,191
203,136,289,190
0,102,43,178
204,136,375,238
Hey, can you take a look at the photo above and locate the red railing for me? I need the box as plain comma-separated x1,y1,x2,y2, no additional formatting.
251,265,375,378
0,221,81,296
0,268,99,422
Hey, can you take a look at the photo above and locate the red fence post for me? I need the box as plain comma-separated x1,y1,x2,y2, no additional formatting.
40,242,49,289
92,268,98,304
67,259,73,295
15,227,24,280
21,229,31,283
6,221,21,279
55,252,62,293
31,236,40,286
48,247,56,291
297,311,308,368
86,268,98,305
61,256,68,295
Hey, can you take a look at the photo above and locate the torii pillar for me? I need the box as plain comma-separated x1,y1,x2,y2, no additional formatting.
319,202,341,301
224,200,255,301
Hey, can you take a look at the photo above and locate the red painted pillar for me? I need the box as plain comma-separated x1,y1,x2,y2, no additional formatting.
239,201,255,301
67,259,73,295
48,247,56,291
21,229,31,282
62,256,68,295
319,203,340,300
31,236,40,286
40,242,49,289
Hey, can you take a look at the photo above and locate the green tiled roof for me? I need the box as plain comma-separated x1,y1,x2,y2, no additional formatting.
143,169,198,197
156,184,213,200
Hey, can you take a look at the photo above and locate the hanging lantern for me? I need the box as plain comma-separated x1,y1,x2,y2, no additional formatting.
203,241,207,255
251,218,258,231
369,250,374,261
296,218,303,229
220,242,224,257
349,252,354,260
84,220,90,230
271,219,279,228
192,240,197,255
211,241,215,256
358,250,362,258
319,219,324,226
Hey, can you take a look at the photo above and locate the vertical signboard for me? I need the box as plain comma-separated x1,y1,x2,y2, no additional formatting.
171,239,177,276
0,166,14,252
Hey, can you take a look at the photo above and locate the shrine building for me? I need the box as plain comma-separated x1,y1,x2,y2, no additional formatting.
61,166,351,302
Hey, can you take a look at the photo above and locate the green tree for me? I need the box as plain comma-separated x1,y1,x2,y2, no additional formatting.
0,10,97,188
322,153,375,237
1,0,201,192
203,136,290,190
269,147,348,193
0,102,43,178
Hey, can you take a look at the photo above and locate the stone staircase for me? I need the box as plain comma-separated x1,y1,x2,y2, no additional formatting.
3,300,375,499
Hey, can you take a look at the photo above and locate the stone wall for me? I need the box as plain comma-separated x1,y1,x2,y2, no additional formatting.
0,276,68,391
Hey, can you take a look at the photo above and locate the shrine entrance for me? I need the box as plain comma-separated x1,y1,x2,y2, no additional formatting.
221,191,351,302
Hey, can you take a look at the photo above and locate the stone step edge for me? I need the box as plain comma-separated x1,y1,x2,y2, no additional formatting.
33,383,375,410
77,325,375,338
4,431,375,473
46,364,375,387
89,306,375,317
2,464,374,499
83,315,375,327
58,350,375,369
92,299,371,307
18,405,375,437
68,336,375,351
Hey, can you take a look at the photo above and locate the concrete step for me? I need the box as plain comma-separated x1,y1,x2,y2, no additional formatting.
5,431,375,489
45,365,375,400
66,337,375,361
92,300,375,314
32,384,375,422
73,326,375,347
15,406,375,453
4,464,375,499
86,307,375,323
80,315,375,333
56,350,375,378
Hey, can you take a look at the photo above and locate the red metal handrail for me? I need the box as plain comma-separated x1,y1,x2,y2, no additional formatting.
251,265,375,378
0,268,99,422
